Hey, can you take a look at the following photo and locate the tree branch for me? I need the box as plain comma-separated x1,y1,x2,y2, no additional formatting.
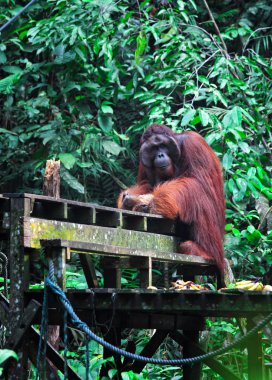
202,0,230,59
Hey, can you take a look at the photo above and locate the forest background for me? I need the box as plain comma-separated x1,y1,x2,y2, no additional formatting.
0,0,271,378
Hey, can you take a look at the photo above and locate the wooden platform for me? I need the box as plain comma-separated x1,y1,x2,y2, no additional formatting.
0,193,271,380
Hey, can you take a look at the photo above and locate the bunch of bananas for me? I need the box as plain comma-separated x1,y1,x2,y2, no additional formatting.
170,280,208,291
234,280,264,291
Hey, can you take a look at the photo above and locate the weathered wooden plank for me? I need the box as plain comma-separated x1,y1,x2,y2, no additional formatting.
3,193,176,234
78,253,98,288
27,327,81,380
24,217,180,253
7,300,41,349
9,197,31,335
24,290,272,316
39,238,214,267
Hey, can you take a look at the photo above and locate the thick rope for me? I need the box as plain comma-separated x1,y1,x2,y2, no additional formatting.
45,260,272,366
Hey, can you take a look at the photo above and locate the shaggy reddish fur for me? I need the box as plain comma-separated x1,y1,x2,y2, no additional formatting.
117,124,226,273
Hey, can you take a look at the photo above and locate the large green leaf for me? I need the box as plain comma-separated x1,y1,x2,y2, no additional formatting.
62,170,85,194
0,349,18,366
0,74,21,94
59,153,76,170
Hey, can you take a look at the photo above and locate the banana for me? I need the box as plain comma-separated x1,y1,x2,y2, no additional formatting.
235,280,264,291
235,281,255,290
248,282,263,291
235,280,254,286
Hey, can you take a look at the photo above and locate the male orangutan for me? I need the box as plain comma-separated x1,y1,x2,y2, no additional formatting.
117,124,226,274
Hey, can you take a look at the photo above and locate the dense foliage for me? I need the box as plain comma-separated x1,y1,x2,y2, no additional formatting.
0,0,271,378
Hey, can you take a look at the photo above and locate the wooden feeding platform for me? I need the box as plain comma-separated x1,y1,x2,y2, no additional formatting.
0,193,271,380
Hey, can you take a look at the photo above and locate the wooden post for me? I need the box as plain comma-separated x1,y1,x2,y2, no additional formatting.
47,246,67,290
130,257,152,288
9,196,32,380
247,318,264,380
43,160,61,361
182,331,201,380
100,257,122,378
9,197,32,333
43,160,60,198
101,257,121,288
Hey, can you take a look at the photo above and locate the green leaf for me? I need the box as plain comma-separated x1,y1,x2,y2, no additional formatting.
59,153,76,170
199,109,209,126
247,225,255,234
247,168,256,178
213,89,228,107
98,112,113,133
135,32,146,64
0,349,18,366
236,178,247,193
198,75,209,85
181,109,196,126
222,152,233,170
62,170,85,194
222,106,242,131
227,178,235,192
238,141,250,153
0,52,7,64
0,74,21,94
101,102,113,114
102,141,122,156
232,228,241,237
0,128,17,135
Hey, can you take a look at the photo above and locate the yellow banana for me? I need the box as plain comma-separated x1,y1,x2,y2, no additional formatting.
235,280,254,286
248,282,263,291
235,281,255,290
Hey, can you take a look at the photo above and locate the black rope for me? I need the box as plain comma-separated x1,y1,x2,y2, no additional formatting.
35,283,48,380
63,309,68,380
85,336,90,380
45,260,272,366
0,0,39,33
0,251,8,298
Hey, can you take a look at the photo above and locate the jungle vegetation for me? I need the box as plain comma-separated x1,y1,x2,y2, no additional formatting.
0,0,271,379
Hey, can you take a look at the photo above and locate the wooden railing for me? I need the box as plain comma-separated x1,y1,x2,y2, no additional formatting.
0,193,271,380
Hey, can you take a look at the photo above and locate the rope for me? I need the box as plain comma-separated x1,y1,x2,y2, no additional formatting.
85,336,90,380
35,283,48,380
0,0,39,33
45,260,272,366
63,309,68,380
0,251,8,298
